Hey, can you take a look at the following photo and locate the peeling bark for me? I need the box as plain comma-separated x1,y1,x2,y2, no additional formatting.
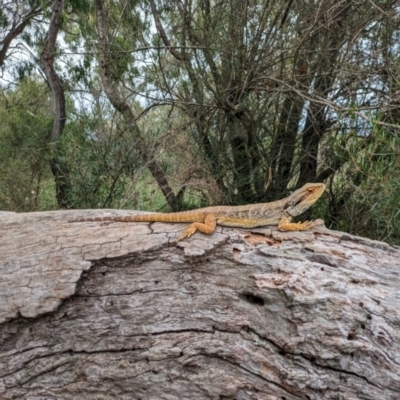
1,210,400,399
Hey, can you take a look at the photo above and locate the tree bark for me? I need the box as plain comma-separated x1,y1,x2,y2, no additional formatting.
1,210,400,399
39,0,70,209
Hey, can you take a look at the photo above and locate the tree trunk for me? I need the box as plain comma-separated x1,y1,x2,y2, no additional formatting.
39,0,71,209
1,210,400,399
94,0,180,211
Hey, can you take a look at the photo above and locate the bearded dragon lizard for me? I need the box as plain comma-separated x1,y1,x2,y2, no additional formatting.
71,183,325,242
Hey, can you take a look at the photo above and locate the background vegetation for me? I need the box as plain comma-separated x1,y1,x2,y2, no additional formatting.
1,0,400,244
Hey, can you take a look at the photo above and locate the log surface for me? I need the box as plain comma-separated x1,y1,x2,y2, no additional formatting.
1,210,400,399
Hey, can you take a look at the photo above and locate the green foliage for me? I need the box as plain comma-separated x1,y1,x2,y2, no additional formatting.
66,0,92,14
0,78,56,211
59,114,143,209
0,78,146,211
2,0,400,245
0,9,9,28
327,127,400,244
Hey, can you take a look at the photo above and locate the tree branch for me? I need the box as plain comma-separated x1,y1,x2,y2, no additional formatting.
94,0,180,211
0,6,42,67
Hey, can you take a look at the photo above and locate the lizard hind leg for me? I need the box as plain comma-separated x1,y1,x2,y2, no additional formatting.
176,214,217,242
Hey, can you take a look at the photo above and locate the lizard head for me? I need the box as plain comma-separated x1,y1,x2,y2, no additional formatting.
285,183,326,217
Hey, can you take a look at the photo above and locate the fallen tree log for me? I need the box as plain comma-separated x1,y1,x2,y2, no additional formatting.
1,209,400,399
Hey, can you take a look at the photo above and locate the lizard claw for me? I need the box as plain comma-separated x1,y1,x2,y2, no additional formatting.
278,218,316,232
298,220,315,230
176,226,197,242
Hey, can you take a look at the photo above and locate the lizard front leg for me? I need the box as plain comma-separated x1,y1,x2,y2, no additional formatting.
278,216,314,231
177,214,217,242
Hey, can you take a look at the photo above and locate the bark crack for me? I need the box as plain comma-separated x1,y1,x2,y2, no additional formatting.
197,351,303,399
240,326,388,391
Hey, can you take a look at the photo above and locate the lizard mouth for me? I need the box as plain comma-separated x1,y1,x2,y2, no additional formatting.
291,189,316,207
284,197,303,210
293,197,304,206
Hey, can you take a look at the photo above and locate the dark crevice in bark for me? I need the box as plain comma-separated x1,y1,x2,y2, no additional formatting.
8,361,73,388
301,353,391,391
198,351,303,399
240,325,384,390
239,293,265,306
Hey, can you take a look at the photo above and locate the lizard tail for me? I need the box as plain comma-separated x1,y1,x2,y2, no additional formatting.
73,212,205,223
125,213,202,223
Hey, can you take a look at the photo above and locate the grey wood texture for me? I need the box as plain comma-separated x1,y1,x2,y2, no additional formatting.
1,210,400,399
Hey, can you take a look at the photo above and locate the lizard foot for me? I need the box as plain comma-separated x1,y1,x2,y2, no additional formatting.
176,225,197,242
278,217,315,232
176,215,217,242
